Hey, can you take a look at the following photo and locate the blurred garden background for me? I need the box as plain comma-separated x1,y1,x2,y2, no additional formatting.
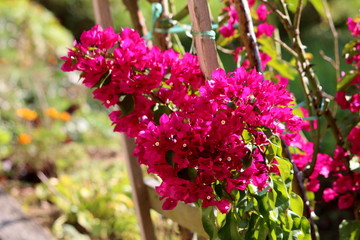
0,0,359,239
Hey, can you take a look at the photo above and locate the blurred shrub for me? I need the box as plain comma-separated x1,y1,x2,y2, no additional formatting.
36,161,140,240
0,0,118,180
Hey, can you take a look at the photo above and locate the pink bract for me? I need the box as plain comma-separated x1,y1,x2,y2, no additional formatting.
348,17,360,37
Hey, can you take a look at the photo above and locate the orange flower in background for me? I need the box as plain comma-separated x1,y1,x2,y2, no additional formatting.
16,108,38,121
18,133,32,145
45,107,60,119
59,112,71,121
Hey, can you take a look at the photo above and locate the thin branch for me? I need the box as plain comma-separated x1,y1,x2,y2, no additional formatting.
154,0,172,50
293,0,304,36
274,38,298,58
263,0,344,147
217,45,234,55
234,0,263,72
319,50,337,68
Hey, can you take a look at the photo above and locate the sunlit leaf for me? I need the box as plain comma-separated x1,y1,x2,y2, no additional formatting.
309,0,325,18
337,72,359,92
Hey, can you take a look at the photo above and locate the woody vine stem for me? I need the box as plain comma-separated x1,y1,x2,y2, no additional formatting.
261,0,346,174
234,0,317,238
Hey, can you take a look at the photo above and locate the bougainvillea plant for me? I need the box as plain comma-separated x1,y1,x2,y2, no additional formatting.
62,0,359,239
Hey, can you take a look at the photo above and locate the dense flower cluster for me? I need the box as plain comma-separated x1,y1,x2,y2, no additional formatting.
219,1,274,38
219,0,273,70
62,25,303,212
284,128,360,210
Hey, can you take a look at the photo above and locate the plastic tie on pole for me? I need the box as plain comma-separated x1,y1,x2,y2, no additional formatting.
191,30,216,40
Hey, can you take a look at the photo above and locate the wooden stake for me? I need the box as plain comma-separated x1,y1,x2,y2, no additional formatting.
187,0,219,80
122,0,148,36
91,1,156,239
121,135,157,240
92,0,113,28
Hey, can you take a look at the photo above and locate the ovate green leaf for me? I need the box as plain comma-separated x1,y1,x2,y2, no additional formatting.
118,94,135,117
289,192,304,216
201,207,218,240
218,211,243,240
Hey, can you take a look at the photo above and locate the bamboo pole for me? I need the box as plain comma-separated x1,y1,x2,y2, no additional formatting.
91,1,156,240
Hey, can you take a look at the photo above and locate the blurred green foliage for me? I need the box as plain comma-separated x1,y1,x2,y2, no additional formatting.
0,2,127,238
0,0,118,176
36,160,140,240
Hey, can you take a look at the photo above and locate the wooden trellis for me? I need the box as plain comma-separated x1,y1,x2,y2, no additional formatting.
91,0,220,239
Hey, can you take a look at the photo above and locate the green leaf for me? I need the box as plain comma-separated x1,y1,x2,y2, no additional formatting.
241,129,253,144
227,101,237,110
218,211,243,240
337,72,359,92
342,39,360,57
215,183,223,199
268,59,298,80
245,213,268,240
217,30,241,47
258,37,297,80
289,192,304,216
201,207,218,240
339,219,360,240
255,194,270,219
286,0,309,13
308,0,325,18
177,168,197,182
265,135,284,163
271,176,290,209
286,0,300,13
152,104,172,125
118,94,135,117
300,216,312,240
274,156,293,187
242,150,253,170
165,150,175,167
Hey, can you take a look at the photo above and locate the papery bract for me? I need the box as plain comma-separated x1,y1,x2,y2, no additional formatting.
348,17,360,37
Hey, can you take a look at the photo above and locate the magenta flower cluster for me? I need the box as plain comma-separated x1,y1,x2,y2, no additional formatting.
219,1,274,38
219,0,273,70
335,17,360,112
62,25,303,212
284,129,360,209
